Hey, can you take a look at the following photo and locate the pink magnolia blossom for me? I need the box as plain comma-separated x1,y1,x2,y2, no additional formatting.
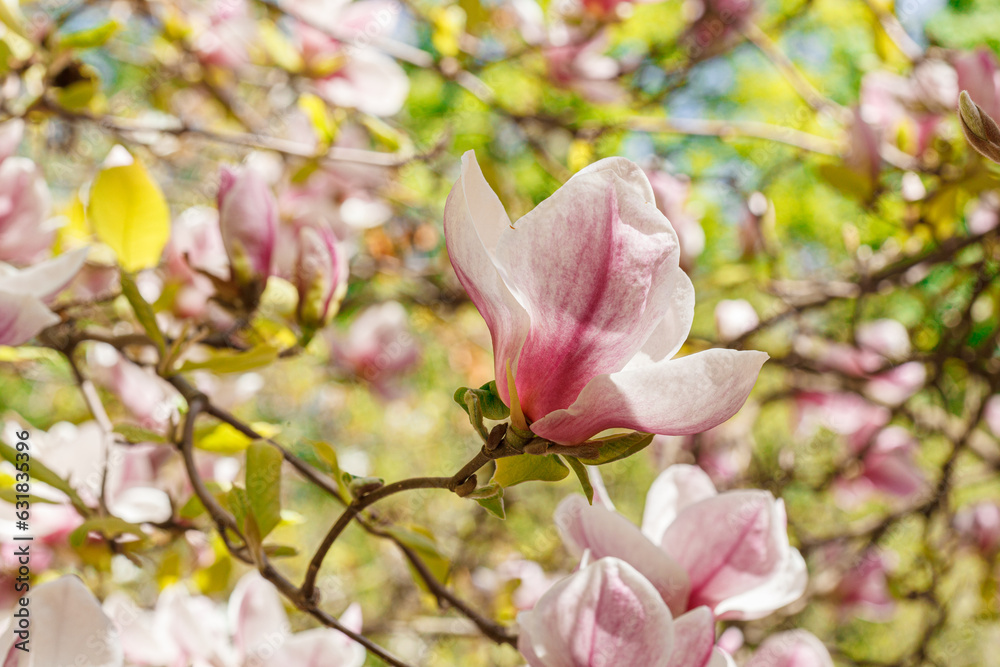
444,152,767,446
0,247,88,346
834,426,925,506
517,557,731,667
0,576,122,666
330,301,419,388
0,121,54,264
647,169,704,272
109,572,364,667
743,630,833,667
291,0,409,117
555,464,806,620
983,394,1000,437
954,501,1000,554
218,165,278,290
473,558,566,611
864,361,926,405
954,48,1000,120
832,549,895,621
295,225,348,331
545,35,624,103
194,0,256,69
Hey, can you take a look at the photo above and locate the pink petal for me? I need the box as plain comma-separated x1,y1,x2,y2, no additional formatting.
555,494,690,614
443,152,530,405
27,576,123,667
517,557,675,667
531,349,767,445
228,572,290,659
665,607,716,667
641,464,718,544
744,630,834,667
0,291,59,346
495,158,683,421
0,247,88,301
713,547,807,621
661,491,791,613
321,51,409,117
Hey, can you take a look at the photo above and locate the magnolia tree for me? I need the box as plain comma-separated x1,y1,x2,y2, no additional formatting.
0,0,999,664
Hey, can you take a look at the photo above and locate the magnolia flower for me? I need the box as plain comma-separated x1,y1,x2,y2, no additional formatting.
0,119,56,265
954,48,1000,121
647,169,704,272
743,631,833,667
109,572,364,667
0,576,122,665
833,425,925,506
218,165,278,294
954,501,1000,555
291,0,409,117
444,152,767,446
330,301,419,390
194,0,256,69
517,557,731,667
0,247,88,346
555,464,806,620
295,225,348,332
833,549,895,621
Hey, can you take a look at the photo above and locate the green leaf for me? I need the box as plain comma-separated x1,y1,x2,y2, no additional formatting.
113,423,168,444
492,453,568,487
225,486,250,529
563,455,594,504
305,440,351,499
246,442,282,539
88,160,171,272
0,439,88,514
69,517,145,547
467,482,505,519
576,432,655,466
120,271,166,356
58,20,119,49
453,380,510,420
0,473,58,505
387,525,450,586
177,344,281,374
263,544,299,558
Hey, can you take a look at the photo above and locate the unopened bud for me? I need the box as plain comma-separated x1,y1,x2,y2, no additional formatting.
958,90,1000,164
295,225,347,334
218,165,278,302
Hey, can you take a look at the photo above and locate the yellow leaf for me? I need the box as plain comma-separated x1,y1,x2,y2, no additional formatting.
88,160,171,272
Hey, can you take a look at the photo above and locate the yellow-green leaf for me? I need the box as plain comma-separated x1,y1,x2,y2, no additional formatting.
491,453,568,488
58,20,120,50
177,344,281,374
88,161,171,271
120,271,166,356
246,442,282,539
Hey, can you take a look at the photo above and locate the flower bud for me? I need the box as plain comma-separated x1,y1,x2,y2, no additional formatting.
294,225,347,334
959,90,1000,163
218,166,277,301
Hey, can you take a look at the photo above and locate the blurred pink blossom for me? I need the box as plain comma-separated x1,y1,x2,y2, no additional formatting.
743,630,834,667
291,0,410,116
955,501,1000,555
0,121,55,264
833,550,896,621
647,169,705,272
0,247,88,346
330,301,419,391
